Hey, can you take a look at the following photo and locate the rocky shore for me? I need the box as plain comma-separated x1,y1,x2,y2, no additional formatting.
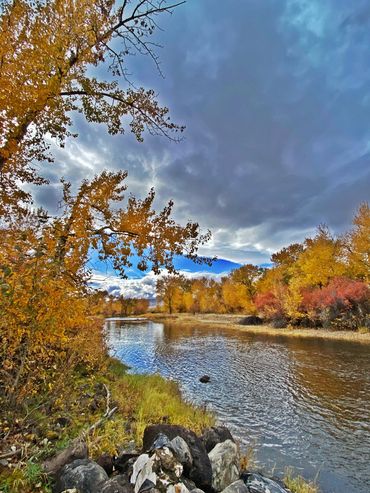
46,424,294,493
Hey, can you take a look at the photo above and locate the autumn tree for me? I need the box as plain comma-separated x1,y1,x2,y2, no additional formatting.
344,202,370,281
0,0,185,210
290,226,346,289
156,274,188,314
0,170,209,404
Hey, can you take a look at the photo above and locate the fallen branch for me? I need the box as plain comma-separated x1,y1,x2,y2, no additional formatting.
0,448,22,460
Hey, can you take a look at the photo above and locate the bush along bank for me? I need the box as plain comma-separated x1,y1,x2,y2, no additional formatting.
40,424,317,493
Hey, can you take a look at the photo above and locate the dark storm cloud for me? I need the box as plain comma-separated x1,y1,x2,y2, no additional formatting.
35,0,370,263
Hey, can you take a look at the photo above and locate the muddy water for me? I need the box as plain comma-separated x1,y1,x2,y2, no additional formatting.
106,320,370,493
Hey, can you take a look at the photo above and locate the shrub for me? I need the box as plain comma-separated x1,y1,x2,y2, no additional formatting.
301,277,369,330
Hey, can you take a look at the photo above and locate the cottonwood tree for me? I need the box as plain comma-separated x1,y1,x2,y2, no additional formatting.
0,170,210,404
0,0,185,209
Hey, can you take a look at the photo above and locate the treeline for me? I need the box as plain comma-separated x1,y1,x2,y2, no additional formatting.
156,203,370,330
91,291,150,317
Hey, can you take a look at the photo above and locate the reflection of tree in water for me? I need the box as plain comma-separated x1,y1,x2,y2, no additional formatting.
286,337,370,405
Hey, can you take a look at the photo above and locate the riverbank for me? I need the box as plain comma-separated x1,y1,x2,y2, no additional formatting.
147,313,370,343
0,356,213,493
0,353,318,493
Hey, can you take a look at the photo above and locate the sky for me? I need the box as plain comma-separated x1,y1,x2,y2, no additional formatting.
33,0,370,297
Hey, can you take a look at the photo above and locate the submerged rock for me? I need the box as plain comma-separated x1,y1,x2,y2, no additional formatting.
54,458,108,493
208,440,240,492
240,473,292,493
199,376,210,384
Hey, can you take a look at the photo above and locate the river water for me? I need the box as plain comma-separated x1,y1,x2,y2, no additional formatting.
105,319,370,493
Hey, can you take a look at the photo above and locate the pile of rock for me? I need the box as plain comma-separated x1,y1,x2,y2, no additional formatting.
50,424,292,493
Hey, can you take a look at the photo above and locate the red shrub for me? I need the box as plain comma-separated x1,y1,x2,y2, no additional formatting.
254,291,285,321
301,277,369,329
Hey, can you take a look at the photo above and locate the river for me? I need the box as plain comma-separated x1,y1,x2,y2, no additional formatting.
105,319,370,493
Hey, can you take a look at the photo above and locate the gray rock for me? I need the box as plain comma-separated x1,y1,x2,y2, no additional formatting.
143,425,212,492
190,489,205,493
170,436,193,471
101,475,134,493
201,427,235,454
221,480,249,493
54,459,108,493
208,440,240,492
150,433,172,452
240,473,292,493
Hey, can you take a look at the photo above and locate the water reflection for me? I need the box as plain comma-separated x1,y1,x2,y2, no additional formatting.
105,320,370,493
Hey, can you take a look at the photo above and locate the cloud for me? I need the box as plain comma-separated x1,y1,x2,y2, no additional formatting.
31,0,370,264
89,269,228,300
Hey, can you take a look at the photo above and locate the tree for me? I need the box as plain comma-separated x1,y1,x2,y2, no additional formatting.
231,264,265,297
291,226,346,289
0,0,185,210
0,170,209,403
156,274,187,314
344,202,370,281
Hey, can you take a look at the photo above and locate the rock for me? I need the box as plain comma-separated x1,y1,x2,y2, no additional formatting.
114,453,141,474
43,441,88,476
54,458,108,493
199,376,210,383
208,440,239,492
181,477,197,491
201,427,235,454
143,425,212,492
130,449,185,493
101,475,134,493
221,480,248,493
97,453,114,476
60,490,79,493
240,473,292,493
149,433,172,452
131,454,156,493
190,489,205,493
170,436,193,471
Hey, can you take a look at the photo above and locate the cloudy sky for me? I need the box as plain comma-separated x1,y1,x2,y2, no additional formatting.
35,0,370,296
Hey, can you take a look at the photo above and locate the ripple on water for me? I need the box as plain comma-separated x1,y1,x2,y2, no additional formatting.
105,320,370,493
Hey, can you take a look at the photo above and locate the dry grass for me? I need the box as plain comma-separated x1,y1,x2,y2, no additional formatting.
284,468,320,493
148,313,370,344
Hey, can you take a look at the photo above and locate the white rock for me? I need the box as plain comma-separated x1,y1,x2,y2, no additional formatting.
208,440,240,492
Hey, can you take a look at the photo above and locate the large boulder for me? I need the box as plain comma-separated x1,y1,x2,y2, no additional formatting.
54,459,108,493
143,425,212,492
221,480,249,493
240,473,292,493
208,440,239,492
201,427,234,454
